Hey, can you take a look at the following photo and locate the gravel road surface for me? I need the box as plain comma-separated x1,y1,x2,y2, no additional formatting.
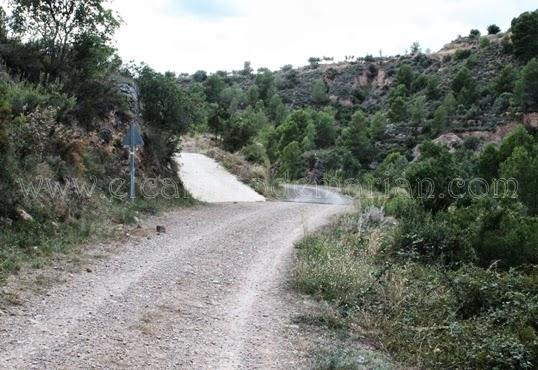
0,201,348,369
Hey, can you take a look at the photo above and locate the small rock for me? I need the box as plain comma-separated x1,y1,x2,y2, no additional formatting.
156,225,166,233
16,208,33,222
86,268,92,273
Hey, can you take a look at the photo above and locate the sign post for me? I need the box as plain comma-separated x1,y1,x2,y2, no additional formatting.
122,123,144,202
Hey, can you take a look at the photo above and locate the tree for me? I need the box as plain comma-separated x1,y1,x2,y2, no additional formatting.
452,67,476,105
0,7,8,41
308,57,320,68
222,107,268,152
388,96,408,123
219,86,246,115
477,124,537,201
493,64,517,94
487,24,501,35
432,104,448,135
510,10,538,62
410,42,421,55
255,69,276,102
137,66,206,134
277,109,313,152
479,144,499,181
410,95,426,136
193,70,207,82
241,61,253,76
312,79,328,105
368,112,386,140
375,152,409,189
500,145,538,215
397,64,414,90
66,33,121,125
312,108,337,148
280,141,304,179
9,0,120,70
204,74,225,103
405,141,465,213
301,123,316,151
469,29,481,38
425,75,441,100
516,58,538,113
498,124,535,163
246,85,260,107
267,94,287,124
338,111,374,165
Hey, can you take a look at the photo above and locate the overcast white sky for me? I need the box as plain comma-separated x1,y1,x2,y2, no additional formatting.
111,0,536,74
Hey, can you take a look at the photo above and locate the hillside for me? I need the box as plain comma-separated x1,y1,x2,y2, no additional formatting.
178,29,533,178
1,2,538,369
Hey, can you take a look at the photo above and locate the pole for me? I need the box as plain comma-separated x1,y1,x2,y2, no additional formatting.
129,123,136,202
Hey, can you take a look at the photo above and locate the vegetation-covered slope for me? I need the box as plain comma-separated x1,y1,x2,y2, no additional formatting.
0,1,205,277
1,2,538,368
178,11,538,185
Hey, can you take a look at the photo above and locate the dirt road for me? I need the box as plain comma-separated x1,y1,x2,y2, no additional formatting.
0,201,348,369
176,153,265,203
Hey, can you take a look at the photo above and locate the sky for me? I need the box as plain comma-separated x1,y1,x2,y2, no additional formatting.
111,0,537,74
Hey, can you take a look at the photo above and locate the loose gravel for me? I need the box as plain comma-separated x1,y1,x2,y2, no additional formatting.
0,201,347,369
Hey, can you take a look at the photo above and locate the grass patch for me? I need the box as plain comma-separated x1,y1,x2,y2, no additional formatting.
294,200,538,369
312,346,395,370
0,195,194,282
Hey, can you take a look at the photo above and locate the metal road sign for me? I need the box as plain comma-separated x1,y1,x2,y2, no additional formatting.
122,123,144,202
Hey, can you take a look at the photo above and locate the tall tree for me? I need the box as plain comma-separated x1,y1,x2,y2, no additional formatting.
510,10,538,62
516,58,538,113
338,111,374,165
9,0,120,70
500,145,538,215
312,79,328,105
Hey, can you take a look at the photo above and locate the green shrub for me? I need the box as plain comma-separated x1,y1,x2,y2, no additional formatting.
295,209,538,369
469,29,481,38
472,198,538,268
384,189,419,219
487,24,501,35
480,36,490,48
405,141,467,213
375,152,409,190
241,142,268,164
463,136,480,151
454,49,472,61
